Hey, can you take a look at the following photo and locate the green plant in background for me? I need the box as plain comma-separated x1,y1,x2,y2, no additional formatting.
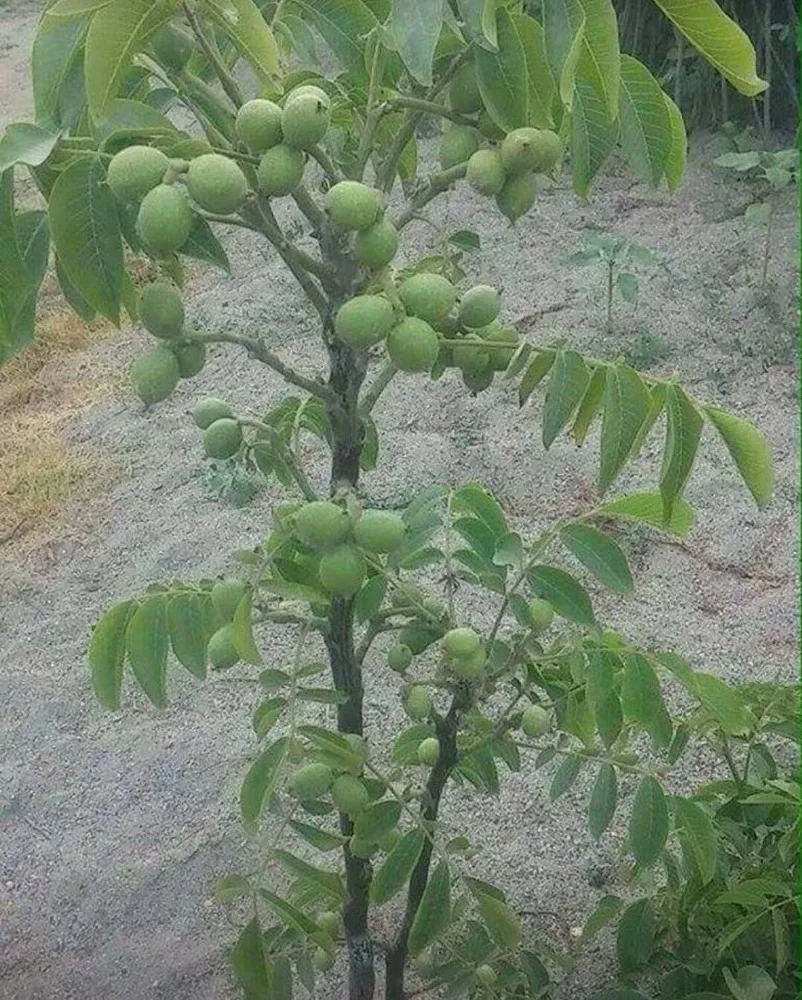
624,329,671,371
567,235,662,334
714,148,799,297
0,1,789,998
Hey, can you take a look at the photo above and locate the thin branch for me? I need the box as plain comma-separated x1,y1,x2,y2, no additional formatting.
184,328,334,402
182,1,244,109
386,96,476,128
199,212,263,232
393,163,468,229
359,360,397,412
355,620,402,666
307,144,341,184
291,183,328,231
355,35,386,178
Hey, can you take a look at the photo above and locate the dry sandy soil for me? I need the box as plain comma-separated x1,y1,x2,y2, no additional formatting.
0,8,799,999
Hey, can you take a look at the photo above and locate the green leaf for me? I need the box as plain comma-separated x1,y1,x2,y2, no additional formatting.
672,797,717,884
660,383,703,521
84,0,178,120
590,990,651,1000
543,0,587,108
588,763,617,839
521,950,550,995
240,737,288,827
618,55,672,185
493,531,523,568
408,860,451,956
167,592,209,679
232,590,262,665
387,0,443,87
181,215,231,273
550,752,582,800
258,887,319,934
575,0,620,117
542,350,591,448
722,966,776,1000
32,12,89,126
452,483,508,539
259,578,330,605
616,271,638,303
571,365,606,445
0,174,37,361
392,724,436,766
621,654,672,748
448,229,480,252
273,849,344,902
571,76,619,197
231,917,270,997
581,894,623,943
125,595,168,708
560,522,633,595
297,725,364,771
704,406,773,508
354,801,402,841
297,687,349,704
471,886,522,950
616,897,654,972
475,7,529,132
55,254,95,322
89,601,135,709
0,124,60,174
629,776,669,866
601,490,695,536
370,829,425,904
288,819,342,852
287,0,378,75
598,364,652,494
203,0,280,82
659,654,752,735
528,565,595,625
649,0,767,97
772,908,789,973
457,0,498,49
519,351,555,405
511,13,556,128
252,696,286,737
48,157,123,323
662,91,687,191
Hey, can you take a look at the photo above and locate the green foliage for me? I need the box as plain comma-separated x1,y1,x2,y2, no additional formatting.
2,2,786,998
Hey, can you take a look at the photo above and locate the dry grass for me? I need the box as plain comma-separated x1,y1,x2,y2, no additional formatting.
0,279,120,543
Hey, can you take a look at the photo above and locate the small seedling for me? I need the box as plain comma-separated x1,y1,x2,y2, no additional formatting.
714,147,799,296
567,234,662,334
625,329,671,371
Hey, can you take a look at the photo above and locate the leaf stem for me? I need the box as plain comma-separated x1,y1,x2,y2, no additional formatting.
393,163,468,229
182,1,244,109
359,360,397,413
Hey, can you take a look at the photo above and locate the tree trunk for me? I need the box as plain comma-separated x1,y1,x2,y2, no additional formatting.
324,340,374,1000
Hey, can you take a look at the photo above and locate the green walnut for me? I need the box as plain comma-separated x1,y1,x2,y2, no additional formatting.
285,83,330,105
449,63,482,114
290,762,334,799
377,827,401,852
186,153,248,215
235,99,283,153
207,624,240,670
136,183,194,255
496,171,537,223
452,333,490,377
294,500,350,550
192,397,232,429
257,143,305,196
131,347,180,405
442,627,481,659
387,317,440,373
528,597,554,631
521,704,550,738
324,180,380,231
500,127,544,175
387,643,413,672
466,149,506,196
281,92,331,149
398,273,457,326
353,510,406,553
439,125,479,170
211,579,247,622
173,342,206,378
476,964,497,986
331,775,369,815
458,284,500,329
354,218,399,270
334,295,395,349
349,835,377,859
405,685,432,720
107,145,169,204
138,282,184,339
312,946,335,971
417,737,440,767
203,418,242,459
316,910,341,937
449,645,486,679
319,545,366,597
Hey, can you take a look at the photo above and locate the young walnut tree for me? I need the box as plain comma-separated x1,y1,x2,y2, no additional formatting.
1,1,790,998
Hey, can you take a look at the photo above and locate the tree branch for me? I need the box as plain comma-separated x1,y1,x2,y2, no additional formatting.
184,329,334,402
386,96,476,128
291,183,328,232
359,360,397,413
307,144,341,184
182,1,244,109
393,163,468,229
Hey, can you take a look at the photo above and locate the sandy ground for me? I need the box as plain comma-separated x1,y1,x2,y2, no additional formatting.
0,11,799,1000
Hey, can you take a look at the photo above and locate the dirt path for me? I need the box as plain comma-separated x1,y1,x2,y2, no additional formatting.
0,20,798,999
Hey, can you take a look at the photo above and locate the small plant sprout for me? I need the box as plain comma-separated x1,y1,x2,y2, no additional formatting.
567,234,662,334
714,147,800,296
